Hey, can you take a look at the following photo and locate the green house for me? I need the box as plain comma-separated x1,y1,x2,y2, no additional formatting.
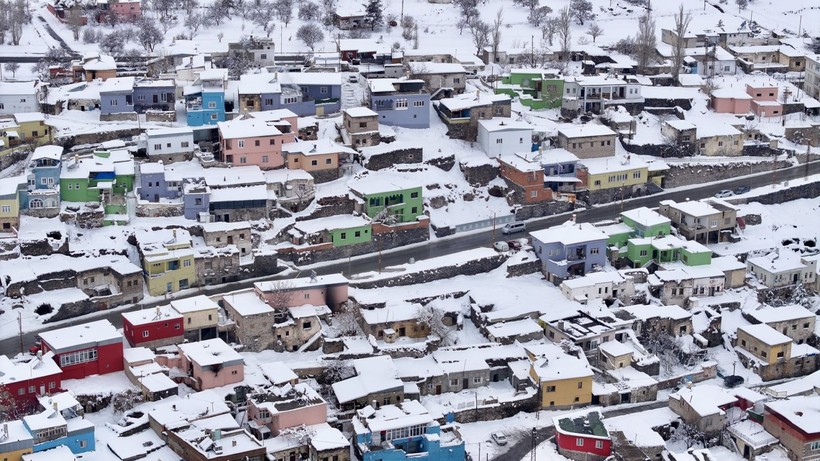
621,207,671,239
495,70,564,110
60,150,135,203
293,215,373,248
627,235,712,268
349,175,423,224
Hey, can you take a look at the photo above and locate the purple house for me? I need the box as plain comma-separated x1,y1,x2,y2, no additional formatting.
530,219,609,285
133,78,176,113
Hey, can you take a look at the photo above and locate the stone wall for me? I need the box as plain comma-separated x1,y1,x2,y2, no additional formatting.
729,179,820,206
451,393,540,423
0,149,29,172
578,182,662,206
513,201,574,221
309,168,341,184
19,238,69,257
460,161,499,187
506,258,540,277
100,112,138,122
621,141,696,158
136,203,184,218
57,128,144,150
644,98,693,111
59,205,105,229
365,147,423,171
663,160,792,189
350,254,507,289
425,154,455,172
145,111,176,122
431,223,456,238
297,195,357,221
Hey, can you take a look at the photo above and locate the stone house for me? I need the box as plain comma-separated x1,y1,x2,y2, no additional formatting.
661,120,698,156
201,221,252,257
668,385,763,436
746,251,816,289
647,266,726,307
341,107,381,148
359,302,431,342
265,168,315,212
617,304,694,338
436,92,512,142
557,124,617,159
282,139,355,184
745,305,816,344
221,289,276,352
332,356,405,410
735,324,819,382
695,121,744,156
540,311,625,352
407,62,467,95
194,245,241,288
658,198,739,244
175,338,244,391
560,271,635,305
763,397,820,461
498,152,552,204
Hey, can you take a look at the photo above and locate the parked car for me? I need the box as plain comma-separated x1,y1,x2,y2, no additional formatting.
493,241,509,252
733,185,751,195
502,221,526,235
348,74,359,83
714,190,734,198
724,375,745,388
491,432,508,446
507,240,522,250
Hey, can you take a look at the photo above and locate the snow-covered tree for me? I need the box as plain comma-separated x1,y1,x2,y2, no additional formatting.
253,2,277,38
298,1,319,20
468,18,490,56
490,8,504,66
4,62,19,79
297,23,324,51
138,19,163,52
363,0,383,30
66,6,84,41
587,22,603,43
100,31,125,55
736,0,748,11
634,10,656,73
570,0,593,26
527,6,551,28
670,4,693,81
274,0,294,27
556,7,572,65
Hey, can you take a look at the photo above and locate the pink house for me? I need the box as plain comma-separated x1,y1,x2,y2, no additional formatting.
247,383,328,439
253,273,349,311
218,115,297,170
98,0,142,22
711,88,752,114
745,84,779,101
175,338,244,391
751,99,783,117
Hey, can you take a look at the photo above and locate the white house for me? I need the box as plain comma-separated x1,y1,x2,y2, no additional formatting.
476,119,533,159
143,127,195,163
0,81,40,115
747,251,817,289
560,271,635,304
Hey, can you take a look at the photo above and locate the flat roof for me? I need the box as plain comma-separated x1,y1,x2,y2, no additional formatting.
170,295,219,314
122,305,183,326
530,220,608,246
178,338,243,367
39,319,122,353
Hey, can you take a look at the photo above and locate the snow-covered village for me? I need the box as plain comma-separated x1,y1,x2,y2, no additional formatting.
1,0,820,460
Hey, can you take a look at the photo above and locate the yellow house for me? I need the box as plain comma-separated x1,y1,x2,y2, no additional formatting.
579,155,667,191
140,238,197,296
0,118,21,157
525,343,594,409
0,420,33,461
736,324,792,365
170,295,219,342
0,175,24,232
13,113,53,146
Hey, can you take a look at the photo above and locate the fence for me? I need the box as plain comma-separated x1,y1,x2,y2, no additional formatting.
455,214,515,234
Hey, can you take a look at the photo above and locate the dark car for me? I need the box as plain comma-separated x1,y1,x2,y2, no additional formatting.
734,185,751,195
724,375,745,388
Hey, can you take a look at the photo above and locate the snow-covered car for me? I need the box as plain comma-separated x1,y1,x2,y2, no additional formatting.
491,432,508,446
348,74,359,83
714,190,734,198
493,241,509,252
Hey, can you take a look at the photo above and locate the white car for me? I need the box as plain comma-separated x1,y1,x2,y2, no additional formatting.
714,190,734,198
348,74,359,83
491,432,508,446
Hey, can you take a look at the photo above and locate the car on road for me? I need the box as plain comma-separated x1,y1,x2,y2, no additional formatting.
348,74,359,83
501,222,526,235
714,190,734,198
733,185,751,195
491,432,508,446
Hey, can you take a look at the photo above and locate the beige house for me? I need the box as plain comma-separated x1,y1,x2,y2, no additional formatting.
746,305,816,344
341,107,380,148
746,251,816,289
695,121,744,156
170,295,219,342
668,385,761,435
597,340,633,370
736,324,792,365
557,124,617,159
658,198,739,244
201,221,252,256
408,62,467,94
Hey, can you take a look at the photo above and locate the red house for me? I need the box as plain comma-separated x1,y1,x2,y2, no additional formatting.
763,396,820,461
553,411,612,461
38,319,124,380
0,352,62,412
122,305,184,348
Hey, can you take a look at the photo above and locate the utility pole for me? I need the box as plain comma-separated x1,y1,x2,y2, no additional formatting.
531,427,538,461
401,0,404,21
805,143,811,183
18,311,23,355
491,212,497,246
531,35,535,67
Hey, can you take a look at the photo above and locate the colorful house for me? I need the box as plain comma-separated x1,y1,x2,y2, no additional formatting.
498,151,552,204
530,219,609,284
97,0,142,21
553,411,612,461
99,77,135,120
0,175,25,231
348,174,424,224
138,230,197,296
762,396,820,461
12,113,53,146
627,235,712,268
23,392,94,455
38,319,124,380
0,352,62,412
185,69,227,126
217,113,297,169
169,295,219,342
59,150,134,204
710,87,752,114
238,71,342,117
282,138,356,183
0,420,33,461
368,78,431,129
291,214,372,248
176,338,244,391
352,400,465,461
121,305,184,348
133,78,175,114
495,69,564,109
24,145,63,216
526,343,594,409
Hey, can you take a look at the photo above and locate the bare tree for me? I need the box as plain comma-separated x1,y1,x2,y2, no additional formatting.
556,7,572,67
570,0,593,25
468,18,490,56
634,10,657,73
4,62,19,79
586,23,603,43
297,23,324,51
298,1,319,20
416,304,453,344
670,5,693,81
186,12,205,37
9,0,29,46
152,0,175,19
327,302,361,337
66,6,84,41
274,0,294,27
736,0,748,11
253,2,277,38
138,19,163,52
490,8,504,65
183,0,198,15
527,6,551,28
541,17,557,45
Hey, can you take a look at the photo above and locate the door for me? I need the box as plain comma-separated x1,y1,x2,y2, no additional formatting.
223,214,230,222
462,378,468,389
154,194,159,201
227,236,234,245
435,385,441,395
316,105,324,117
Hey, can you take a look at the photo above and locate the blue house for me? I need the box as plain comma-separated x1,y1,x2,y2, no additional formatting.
99,77,135,119
185,69,227,126
22,392,95,455
239,71,342,116
368,78,431,129
133,78,176,113
530,219,609,284
21,145,63,216
353,401,465,461
540,148,580,193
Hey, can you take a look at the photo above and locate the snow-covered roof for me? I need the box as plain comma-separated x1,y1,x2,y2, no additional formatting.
99,76,135,94
620,304,691,321
122,305,182,326
348,172,421,195
664,119,697,131
282,138,356,156
669,384,739,417
0,81,38,96
737,324,792,346
223,289,273,317
20,445,75,461
145,127,193,138
309,423,349,451
81,53,116,71
338,38,391,53
31,145,63,162
354,400,436,433
344,106,378,118
170,295,219,314
764,396,820,434
598,340,634,357
485,319,542,338
408,62,466,74
438,92,510,111
123,347,155,364
561,271,626,290
332,374,403,404
747,251,807,274
217,117,290,139
530,220,608,246
0,351,61,386
558,123,616,139
528,343,593,381
259,362,298,385
254,273,348,292
134,78,174,88
14,112,45,123
621,206,670,228
210,185,269,202
748,305,815,324
39,319,121,353
368,77,425,94
477,118,532,133
294,214,371,235
178,338,243,367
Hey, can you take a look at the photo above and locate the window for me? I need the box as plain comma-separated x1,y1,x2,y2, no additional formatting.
355,231,361,237
181,141,190,148
18,388,24,395
311,160,318,166
811,441,820,451
29,385,35,394
776,351,784,358
633,171,641,179
1,205,10,213
496,138,503,144
340,232,347,239
60,348,98,367
741,339,746,347
359,122,367,128
111,99,118,106
174,323,181,330
576,439,584,447
473,376,482,384
761,351,767,358
450,379,458,386
255,140,260,147
639,250,648,257
210,113,218,120
413,100,425,107
395,99,408,109
530,190,538,198
142,330,149,338
262,155,269,163
238,140,245,148
270,139,276,145
411,207,418,213
303,321,312,329
595,441,604,449
154,143,162,150
208,101,217,109
183,259,191,267
545,385,556,392
594,180,601,186
240,157,247,164
590,248,599,255
320,86,328,94
454,78,461,84
325,158,332,164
